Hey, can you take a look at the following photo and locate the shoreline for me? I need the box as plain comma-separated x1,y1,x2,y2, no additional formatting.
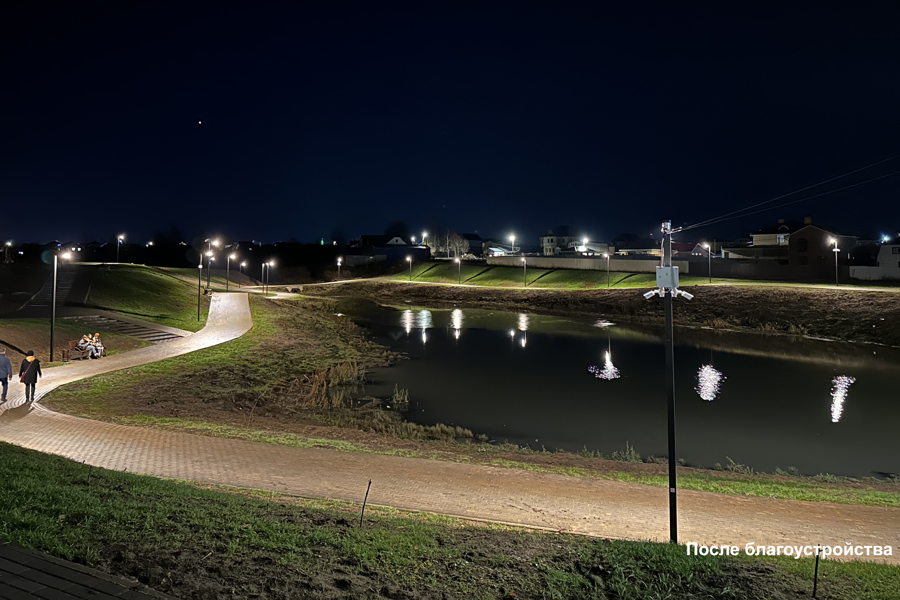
302,279,900,347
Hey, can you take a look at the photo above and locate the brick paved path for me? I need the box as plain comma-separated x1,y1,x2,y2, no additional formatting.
0,292,897,566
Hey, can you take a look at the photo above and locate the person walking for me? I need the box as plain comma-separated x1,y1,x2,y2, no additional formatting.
0,347,12,402
19,350,42,402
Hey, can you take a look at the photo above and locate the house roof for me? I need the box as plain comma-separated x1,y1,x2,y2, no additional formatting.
618,239,659,250
752,220,806,235
359,235,409,247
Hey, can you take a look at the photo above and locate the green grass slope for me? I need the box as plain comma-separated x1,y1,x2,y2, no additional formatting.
83,265,209,331
390,262,719,289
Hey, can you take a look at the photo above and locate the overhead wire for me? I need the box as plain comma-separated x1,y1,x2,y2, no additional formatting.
677,152,900,233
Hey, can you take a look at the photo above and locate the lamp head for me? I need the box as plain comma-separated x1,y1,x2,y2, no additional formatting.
212,239,220,247
406,256,412,262
240,262,246,267
118,234,124,241
268,260,275,267
205,250,213,256
61,252,71,260
229,254,236,260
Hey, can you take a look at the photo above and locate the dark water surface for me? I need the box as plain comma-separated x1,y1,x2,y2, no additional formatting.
351,306,899,477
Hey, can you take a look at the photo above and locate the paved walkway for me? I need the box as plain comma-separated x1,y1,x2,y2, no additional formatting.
0,292,897,567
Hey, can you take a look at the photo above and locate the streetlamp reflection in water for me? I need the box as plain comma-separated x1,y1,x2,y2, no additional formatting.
518,313,529,331
401,310,414,335
416,310,433,330
695,365,725,401
589,351,620,380
831,375,855,423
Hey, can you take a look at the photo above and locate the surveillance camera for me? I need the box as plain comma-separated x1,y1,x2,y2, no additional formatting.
642,290,658,300
677,290,694,300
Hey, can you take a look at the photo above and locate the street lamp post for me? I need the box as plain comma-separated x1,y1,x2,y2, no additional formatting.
261,263,267,296
49,252,71,361
406,256,412,281
831,238,840,286
239,262,246,289
226,254,236,291
455,257,461,284
522,257,527,287
703,243,711,284
605,253,610,288
116,234,125,263
337,258,342,280
582,237,589,254
197,263,203,320
206,252,214,288
509,234,516,254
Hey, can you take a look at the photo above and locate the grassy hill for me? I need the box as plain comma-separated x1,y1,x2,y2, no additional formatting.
83,265,209,332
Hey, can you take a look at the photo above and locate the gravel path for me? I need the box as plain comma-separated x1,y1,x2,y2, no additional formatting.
1,292,897,564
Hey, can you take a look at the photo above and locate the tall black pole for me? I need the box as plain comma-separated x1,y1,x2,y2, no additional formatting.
50,254,57,361
206,256,212,288
197,264,202,321
663,229,678,544
226,257,230,291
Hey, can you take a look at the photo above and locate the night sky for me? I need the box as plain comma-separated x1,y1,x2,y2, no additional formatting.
4,2,900,246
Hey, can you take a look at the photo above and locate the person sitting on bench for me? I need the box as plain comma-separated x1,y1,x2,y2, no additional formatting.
76,335,100,359
90,333,105,358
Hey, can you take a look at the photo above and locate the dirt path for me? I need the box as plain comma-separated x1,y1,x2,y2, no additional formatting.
0,292,896,564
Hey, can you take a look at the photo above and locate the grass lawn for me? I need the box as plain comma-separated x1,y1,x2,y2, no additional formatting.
385,261,900,292
1,442,895,599
389,262,725,289
0,318,149,366
83,264,210,332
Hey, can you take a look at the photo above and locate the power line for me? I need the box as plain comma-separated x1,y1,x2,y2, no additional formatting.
678,152,900,233
682,168,900,230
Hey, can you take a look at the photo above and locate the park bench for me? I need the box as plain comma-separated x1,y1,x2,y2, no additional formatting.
63,340,106,362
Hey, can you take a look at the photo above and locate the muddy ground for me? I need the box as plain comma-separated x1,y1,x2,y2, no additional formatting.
302,281,900,347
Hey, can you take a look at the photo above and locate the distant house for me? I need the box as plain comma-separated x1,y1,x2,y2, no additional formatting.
540,226,582,256
354,235,429,263
615,238,660,256
850,235,900,281
670,242,697,256
722,218,810,260
752,219,809,246
788,224,857,280
460,233,484,258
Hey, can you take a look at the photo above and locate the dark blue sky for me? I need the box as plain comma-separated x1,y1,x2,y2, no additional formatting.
3,2,900,245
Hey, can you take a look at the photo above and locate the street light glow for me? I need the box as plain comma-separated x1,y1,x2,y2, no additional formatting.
61,252,71,260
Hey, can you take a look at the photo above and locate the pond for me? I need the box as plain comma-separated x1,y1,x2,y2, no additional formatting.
350,305,900,478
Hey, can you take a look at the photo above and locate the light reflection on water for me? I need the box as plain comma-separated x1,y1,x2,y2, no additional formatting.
357,306,899,476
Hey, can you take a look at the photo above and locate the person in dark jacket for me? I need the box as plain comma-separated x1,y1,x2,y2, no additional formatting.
19,350,42,402
0,347,12,402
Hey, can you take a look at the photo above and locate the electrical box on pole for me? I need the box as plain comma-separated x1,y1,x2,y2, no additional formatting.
656,266,679,289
